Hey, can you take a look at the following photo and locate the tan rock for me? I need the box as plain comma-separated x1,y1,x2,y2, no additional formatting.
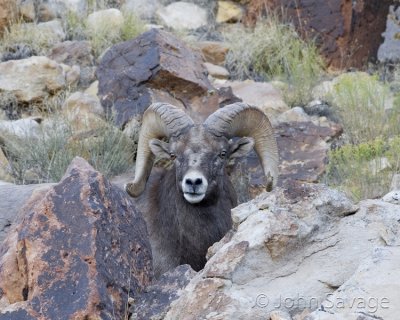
216,80,289,123
17,0,35,22
86,8,124,35
156,2,207,30
204,62,230,79
0,0,16,35
197,41,229,65
0,147,12,182
62,91,106,133
84,80,99,98
217,0,243,23
0,57,76,103
165,184,400,318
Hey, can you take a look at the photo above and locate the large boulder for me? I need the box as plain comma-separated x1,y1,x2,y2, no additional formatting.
0,56,79,103
97,28,221,127
163,182,400,319
245,0,393,68
0,157,152,319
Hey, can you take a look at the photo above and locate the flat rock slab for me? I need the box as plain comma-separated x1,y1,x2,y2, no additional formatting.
0,157,152,319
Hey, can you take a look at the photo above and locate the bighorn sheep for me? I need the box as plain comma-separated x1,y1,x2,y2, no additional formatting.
125,102,278,276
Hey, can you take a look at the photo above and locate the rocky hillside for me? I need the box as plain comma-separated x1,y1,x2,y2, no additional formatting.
0,0,399,319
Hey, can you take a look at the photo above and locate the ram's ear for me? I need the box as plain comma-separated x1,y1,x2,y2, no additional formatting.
229,137,255,159
149,139,171,159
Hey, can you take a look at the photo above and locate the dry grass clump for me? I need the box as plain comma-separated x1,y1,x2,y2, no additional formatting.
224,15,324,107
0,22,60,58
65,9,146,58
3,117,135,184
328,73,400,145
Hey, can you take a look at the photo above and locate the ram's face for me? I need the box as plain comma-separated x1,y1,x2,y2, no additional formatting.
149,125,254,204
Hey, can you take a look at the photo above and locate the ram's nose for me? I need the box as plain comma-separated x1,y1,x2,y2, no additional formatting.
182,170,208,204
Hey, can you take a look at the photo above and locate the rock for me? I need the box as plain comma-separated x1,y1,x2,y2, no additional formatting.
156,2,207,30
130,264,197,320
84,80,99,97
48,41,94,67
391,173,400,190
0,147,12,182
0,0,16,35
216,0,243,23
0,56,78,103
307,246,400,319
0,183,54,243
378,6,400,63
0,117,42,140
196,40,229,65
123,0,159,20
303,100,339,123
228,119,343,201
164,183,400,318
97,28,217,127
37,0,88,22
37,20,66,43
204,62,230,79
0,157,152,318
86,8,124,36
246,0,392,68
48,41,95,87
62,92,105,133
382,190,400,205
277,107,311,124
216,80,289,124
276,121,342,185
17,0,35,22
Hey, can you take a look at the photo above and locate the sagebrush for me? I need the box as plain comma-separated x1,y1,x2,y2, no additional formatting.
224,15,324,106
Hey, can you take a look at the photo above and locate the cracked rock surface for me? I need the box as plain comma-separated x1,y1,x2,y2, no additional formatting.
159,182,400,319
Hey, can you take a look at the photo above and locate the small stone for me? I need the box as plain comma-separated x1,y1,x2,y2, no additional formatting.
197,41,229,65
156,2,207,30
382,190,400,205
390,174,400,191
216,0,243,23
204,62,230,79
86,9,124,35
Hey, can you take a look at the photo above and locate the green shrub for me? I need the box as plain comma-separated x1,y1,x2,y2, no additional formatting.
328,73,400,145
325,137,400,201
224,15,324,106
3,118,135,184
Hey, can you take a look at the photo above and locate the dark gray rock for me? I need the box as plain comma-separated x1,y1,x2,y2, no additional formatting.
96,28,218,127
0,157,152,319
130,264,197,320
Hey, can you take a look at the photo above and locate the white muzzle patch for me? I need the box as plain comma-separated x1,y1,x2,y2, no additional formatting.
182,170,208,204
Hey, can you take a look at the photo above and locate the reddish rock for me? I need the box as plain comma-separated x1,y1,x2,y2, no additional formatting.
97,28,220,127
243,0,393,68
229,120,343,201
0,157,152,319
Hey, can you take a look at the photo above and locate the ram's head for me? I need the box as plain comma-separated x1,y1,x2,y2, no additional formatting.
125,103,279,203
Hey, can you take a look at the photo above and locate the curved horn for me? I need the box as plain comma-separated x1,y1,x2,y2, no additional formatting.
126,103,194,197
204,102,279,190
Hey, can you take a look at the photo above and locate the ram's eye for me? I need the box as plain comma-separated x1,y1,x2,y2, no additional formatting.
170,153,176,160
219,150,227,158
